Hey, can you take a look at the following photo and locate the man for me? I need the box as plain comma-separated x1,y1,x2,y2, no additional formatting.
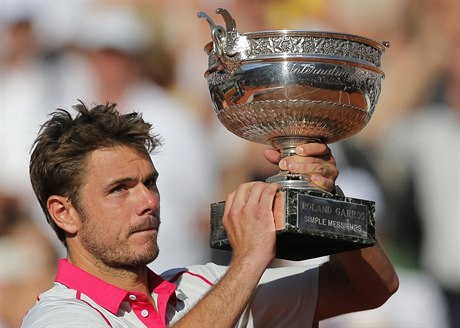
22,102,398,327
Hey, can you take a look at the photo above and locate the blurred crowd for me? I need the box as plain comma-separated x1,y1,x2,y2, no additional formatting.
1,1,458,327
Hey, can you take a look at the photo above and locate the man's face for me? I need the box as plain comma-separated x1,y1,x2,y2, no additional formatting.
73,146,160,269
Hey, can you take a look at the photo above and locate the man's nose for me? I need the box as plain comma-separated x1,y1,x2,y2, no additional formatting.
136,184,159,213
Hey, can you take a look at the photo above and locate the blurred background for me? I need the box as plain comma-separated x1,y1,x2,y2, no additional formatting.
0,0,458,327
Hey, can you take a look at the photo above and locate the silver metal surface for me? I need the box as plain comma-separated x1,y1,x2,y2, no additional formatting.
199,8,388,185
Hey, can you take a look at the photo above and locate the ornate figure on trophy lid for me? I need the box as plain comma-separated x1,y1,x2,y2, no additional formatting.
198,8,390,260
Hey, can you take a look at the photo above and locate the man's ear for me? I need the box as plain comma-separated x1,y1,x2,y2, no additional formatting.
47,195,79,234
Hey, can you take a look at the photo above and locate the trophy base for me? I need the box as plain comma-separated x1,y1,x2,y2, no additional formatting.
210,188,376,260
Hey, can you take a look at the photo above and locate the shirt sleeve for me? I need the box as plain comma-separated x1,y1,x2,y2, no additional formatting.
175,262,319,328
22,299,111,328
240,265,319,328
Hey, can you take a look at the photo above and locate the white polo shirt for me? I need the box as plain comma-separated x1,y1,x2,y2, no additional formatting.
22,259,319,327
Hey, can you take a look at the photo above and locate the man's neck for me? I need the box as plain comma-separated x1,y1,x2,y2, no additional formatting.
67,252,151,296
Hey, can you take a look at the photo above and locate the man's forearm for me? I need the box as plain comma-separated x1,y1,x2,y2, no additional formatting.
316,239,399,320
172,257,266,328
173,182,278,327
333,239,399,307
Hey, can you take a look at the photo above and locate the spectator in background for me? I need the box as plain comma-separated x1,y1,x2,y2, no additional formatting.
0,196,58,328
376,39,459,328
0,2,51,213
0,1,91,253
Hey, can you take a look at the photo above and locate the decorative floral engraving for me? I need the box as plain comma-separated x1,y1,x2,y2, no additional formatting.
244,36,382,67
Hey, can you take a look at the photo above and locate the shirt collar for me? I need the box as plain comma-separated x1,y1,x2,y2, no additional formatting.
55,258,176,314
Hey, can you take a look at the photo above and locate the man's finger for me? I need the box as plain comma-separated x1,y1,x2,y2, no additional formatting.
295,143,330,156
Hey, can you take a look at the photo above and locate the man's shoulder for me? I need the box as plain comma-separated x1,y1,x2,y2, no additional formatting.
157,263,228,311
159,262,319,284
21,283,110,327
161,262,227,284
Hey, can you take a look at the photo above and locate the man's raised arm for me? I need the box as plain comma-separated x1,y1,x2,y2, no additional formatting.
172,182,281,328
315,239,399,321
264,142,399,322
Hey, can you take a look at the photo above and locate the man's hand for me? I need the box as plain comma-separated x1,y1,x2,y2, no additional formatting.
222,182,282,269
264,143,339,192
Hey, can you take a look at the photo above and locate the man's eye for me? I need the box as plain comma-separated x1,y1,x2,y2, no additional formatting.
112,185,126,193
145,178,157,189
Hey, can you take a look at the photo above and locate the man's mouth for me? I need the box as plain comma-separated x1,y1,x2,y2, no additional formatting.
129,217,160,235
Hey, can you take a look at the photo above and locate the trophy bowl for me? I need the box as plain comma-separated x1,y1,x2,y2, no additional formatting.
199,8,388,260
199,8,388,159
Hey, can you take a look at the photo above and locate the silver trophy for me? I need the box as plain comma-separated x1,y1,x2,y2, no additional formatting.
199,8,389,260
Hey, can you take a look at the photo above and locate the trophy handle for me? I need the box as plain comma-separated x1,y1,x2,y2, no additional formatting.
198,9,246,72
215,8,237,32
197,11,227,59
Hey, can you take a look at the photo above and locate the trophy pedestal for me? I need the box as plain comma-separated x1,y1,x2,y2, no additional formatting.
210,188,376,260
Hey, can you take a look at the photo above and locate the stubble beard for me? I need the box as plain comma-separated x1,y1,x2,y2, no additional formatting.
79,208,160,270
